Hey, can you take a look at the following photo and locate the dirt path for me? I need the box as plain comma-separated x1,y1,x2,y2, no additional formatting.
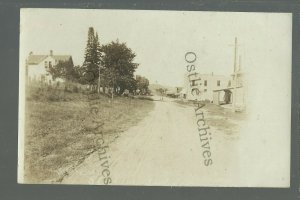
62,99,240,186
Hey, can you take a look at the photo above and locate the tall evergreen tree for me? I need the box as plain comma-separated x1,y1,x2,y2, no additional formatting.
82,27,101,91
95,32,102,93
84,27,95,67
95,32,102,66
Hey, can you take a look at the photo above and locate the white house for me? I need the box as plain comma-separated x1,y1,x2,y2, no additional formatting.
26,50,73,85
184,72,231,101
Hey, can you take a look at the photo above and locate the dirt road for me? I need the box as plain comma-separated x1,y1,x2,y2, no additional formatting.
62,98,240,186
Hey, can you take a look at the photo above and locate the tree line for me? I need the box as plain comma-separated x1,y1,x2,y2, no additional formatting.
48,27,149,96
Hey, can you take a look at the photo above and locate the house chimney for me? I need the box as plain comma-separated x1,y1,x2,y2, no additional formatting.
50,50,53,56
29,51,33,55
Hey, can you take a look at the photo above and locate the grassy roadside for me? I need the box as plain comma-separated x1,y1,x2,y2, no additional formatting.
24,89,154,183
174,99,247,135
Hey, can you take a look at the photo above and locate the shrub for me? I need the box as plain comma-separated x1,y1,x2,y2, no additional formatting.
135,96,153,101
73,85,79,93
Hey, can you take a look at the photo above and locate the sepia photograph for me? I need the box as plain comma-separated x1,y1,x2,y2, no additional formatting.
18,9,292,187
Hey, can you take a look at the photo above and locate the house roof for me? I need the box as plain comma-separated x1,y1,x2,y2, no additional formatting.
27,55,48,65
27,55,72,65
52,55,72,62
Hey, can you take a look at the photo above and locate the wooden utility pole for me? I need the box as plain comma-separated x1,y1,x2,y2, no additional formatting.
232,37,238,112
98,64,101,93
25,59,28,84
239,55,242,72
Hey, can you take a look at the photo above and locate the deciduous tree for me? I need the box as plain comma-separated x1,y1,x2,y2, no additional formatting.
101,40,138,96
136,75,149,95
47,58,75,81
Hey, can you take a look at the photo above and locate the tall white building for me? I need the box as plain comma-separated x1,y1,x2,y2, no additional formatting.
212,62,247,111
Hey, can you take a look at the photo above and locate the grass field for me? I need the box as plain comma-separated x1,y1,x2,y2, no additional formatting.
23,87,154,183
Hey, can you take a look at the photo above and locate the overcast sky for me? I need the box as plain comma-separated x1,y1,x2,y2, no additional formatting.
20,9,291,87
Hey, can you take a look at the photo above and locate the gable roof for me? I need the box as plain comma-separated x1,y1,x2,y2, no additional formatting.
27,55,72,65
52,55,72,62
27,55,48,65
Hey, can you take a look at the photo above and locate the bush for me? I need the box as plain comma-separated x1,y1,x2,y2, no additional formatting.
27,85,62,102
73,85,79,93
135,95,153,101
26,82,91,102
64,86,72,93
48,94,60,101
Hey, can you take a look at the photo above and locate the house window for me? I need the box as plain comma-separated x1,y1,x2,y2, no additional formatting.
204,89,207,92
49,61,52,68
204,80,207,86
44,61,48,68
217,80,221,86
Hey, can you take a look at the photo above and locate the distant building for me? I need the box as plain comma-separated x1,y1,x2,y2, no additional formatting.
184,73,231,101
165,87,182,98
26,50,73,84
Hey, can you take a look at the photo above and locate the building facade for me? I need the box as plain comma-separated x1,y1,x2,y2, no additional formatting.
184,73,231,101
212,68,247,111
